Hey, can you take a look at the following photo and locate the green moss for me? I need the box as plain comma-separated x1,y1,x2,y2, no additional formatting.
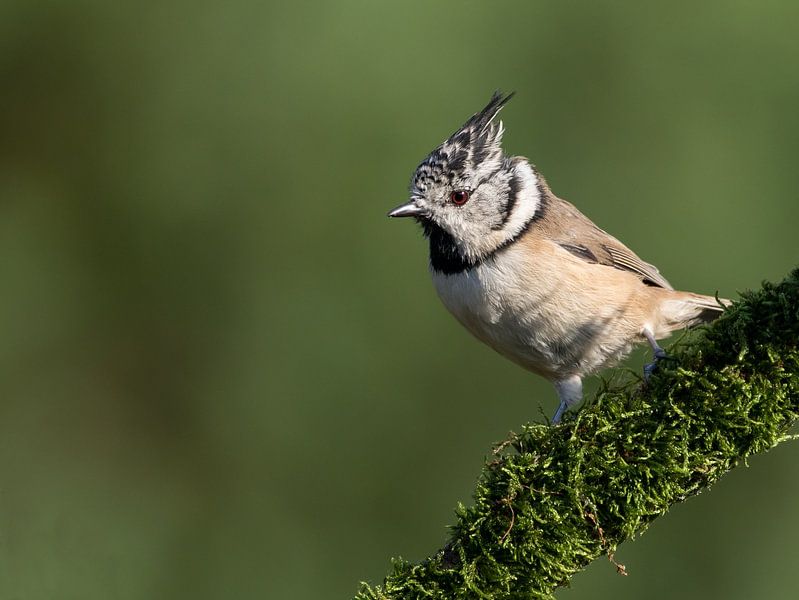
356,268,799,599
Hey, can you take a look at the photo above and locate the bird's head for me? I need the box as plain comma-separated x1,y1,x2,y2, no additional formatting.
389,92,542,273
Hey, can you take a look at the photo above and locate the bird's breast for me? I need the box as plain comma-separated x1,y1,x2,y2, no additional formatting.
431,251,565,377
430,241,650,378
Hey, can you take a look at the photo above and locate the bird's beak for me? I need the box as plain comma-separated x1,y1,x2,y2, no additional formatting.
387,200,425,218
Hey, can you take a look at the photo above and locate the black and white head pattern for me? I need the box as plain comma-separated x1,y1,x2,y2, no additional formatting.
409,92,542,274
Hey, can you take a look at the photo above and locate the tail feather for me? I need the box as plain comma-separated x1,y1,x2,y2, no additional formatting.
659,292,731,333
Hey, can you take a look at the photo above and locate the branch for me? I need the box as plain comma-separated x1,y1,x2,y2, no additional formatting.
356,267,799,599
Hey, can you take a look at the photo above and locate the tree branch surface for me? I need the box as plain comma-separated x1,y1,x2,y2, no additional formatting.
356,268,799,599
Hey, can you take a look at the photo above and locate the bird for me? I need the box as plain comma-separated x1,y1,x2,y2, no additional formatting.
388,92,729,424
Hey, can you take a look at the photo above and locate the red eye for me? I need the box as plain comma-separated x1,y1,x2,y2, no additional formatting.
450,190,470,205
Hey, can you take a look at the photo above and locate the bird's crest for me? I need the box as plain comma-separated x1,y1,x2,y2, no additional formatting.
412,91,514,193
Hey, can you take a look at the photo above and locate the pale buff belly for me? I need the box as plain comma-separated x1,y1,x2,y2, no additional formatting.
431,247,650,380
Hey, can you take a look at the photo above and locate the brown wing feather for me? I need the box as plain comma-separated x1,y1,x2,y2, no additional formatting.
537,191,674,290
598,243,673,290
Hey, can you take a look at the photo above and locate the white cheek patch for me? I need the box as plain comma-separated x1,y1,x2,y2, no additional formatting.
457,162,540,260
502,162,540,239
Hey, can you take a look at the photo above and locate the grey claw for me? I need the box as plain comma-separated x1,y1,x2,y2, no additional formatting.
551,400,567,425
643,361,658,381
644,350,671,381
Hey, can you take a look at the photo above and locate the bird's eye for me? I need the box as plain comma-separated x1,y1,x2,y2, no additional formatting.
450,190,470,206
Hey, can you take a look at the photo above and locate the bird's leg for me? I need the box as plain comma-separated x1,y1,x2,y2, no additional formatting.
552,375,583,424
642,327,668,380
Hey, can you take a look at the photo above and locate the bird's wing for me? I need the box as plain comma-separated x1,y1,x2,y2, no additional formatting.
541,194,674,290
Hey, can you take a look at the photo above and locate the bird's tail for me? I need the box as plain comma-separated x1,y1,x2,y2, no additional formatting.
658,291,731,334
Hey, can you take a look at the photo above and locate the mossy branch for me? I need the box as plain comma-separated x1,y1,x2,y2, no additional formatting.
356,268,799,600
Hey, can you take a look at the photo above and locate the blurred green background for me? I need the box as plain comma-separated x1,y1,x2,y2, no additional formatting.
1,1,798,598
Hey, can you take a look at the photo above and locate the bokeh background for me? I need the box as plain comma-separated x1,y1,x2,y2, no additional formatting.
1,1,798,598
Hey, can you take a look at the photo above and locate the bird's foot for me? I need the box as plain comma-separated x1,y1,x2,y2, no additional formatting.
552,376,583,425
643,348,670,381
551,400,568,425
